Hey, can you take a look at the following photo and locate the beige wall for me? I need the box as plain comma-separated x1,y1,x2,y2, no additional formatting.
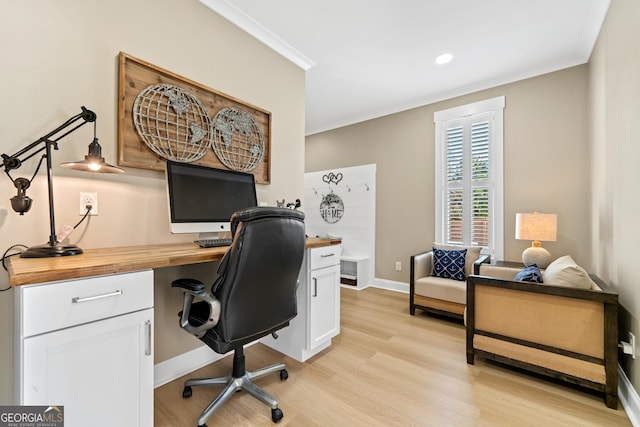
306,65,590,283
589,0,640,394
0,0,305,403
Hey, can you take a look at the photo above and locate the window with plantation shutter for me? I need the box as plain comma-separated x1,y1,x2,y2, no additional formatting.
434,97,504,260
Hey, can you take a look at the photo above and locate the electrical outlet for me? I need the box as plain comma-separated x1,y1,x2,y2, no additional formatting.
630,332,636,359
395,261,402,271
79,192,98,216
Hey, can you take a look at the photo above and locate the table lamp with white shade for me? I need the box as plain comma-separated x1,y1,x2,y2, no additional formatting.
515,212,557,268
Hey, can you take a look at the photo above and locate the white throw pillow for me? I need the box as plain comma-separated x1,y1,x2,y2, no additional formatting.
433,243,482,278
542,255,598,290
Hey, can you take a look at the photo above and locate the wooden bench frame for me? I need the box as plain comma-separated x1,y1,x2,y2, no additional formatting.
466,273,619,409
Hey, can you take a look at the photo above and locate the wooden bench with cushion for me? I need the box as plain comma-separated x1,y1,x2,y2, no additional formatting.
466,259,619,409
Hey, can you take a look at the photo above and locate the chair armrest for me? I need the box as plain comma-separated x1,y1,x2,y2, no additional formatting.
468,274,618,302
172,277,206,292
473,254,491,275
172,278,221,338
411,250,433,283
478,264,521,280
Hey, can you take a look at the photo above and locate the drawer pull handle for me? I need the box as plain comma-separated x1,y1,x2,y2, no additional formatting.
320,253,335,258
145,320,152,356
72,289,123,304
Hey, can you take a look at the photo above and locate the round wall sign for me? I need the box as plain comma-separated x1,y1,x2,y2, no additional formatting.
320,193,344,224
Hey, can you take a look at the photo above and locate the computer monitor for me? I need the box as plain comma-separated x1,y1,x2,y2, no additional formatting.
165,161,257,239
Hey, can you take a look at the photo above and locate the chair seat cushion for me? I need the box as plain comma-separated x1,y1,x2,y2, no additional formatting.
415,276,467,305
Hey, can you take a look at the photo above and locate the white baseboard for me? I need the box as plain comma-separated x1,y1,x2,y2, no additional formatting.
154,345,222,388
619,365,640,426
370,278,408,293
153,342,260,388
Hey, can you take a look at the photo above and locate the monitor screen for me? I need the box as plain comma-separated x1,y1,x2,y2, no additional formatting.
165,161,257,236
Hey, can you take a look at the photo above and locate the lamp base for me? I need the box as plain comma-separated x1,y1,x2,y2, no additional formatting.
20,243,83,258
522,246,551,268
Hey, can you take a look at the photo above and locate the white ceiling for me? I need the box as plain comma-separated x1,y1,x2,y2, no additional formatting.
201,0,610,135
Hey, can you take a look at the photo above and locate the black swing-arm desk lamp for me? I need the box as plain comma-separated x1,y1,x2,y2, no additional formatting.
1,106,124,258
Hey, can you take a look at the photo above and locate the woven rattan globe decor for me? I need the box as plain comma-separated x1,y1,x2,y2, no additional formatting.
211,107,265,172
133,84,212,163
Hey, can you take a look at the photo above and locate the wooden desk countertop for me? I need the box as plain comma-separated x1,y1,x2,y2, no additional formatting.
7,237,341,287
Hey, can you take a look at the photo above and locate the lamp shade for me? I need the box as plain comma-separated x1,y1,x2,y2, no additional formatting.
60,138,124,174
515,213,557,242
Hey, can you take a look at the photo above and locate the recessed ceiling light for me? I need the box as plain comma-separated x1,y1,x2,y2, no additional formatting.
435,53,453,65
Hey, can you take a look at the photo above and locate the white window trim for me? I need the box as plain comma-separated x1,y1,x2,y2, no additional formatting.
434,96,505,260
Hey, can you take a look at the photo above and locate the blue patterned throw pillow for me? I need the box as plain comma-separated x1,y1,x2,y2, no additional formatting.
515,263,543,283
432,248,467,281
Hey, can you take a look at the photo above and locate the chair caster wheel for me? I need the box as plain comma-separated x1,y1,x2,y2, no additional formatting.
182,386,192,398
271,407,283,423
279,369,288,381
198,424,207,427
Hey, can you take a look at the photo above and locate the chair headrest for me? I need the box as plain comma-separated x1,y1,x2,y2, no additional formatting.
230,207,305,236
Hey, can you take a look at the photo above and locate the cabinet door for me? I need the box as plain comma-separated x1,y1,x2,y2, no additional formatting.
308,264,340,349
22,308,154,427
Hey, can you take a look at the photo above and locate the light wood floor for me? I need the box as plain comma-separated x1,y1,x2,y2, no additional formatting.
155,287,631,426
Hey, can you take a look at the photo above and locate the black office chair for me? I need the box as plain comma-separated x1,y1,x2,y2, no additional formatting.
172,207,305,427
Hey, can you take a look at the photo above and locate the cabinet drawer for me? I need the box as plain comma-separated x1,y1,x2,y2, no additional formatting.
309,244,341,270
19,270,153,338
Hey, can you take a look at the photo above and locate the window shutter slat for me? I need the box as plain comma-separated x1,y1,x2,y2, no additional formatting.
471,120,490,182
471,186,489,247
446,126,464,183
447,188,463,244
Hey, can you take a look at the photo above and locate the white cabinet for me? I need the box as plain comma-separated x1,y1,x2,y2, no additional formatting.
309,264,340,349
14,270,154,427
262,244,341,361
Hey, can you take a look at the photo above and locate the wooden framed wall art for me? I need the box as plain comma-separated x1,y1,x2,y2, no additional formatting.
117,52,271,184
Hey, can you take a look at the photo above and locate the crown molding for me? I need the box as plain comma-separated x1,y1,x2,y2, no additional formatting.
199,0,316,70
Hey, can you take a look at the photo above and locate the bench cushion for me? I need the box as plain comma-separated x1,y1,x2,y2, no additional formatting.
415,276,466,305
